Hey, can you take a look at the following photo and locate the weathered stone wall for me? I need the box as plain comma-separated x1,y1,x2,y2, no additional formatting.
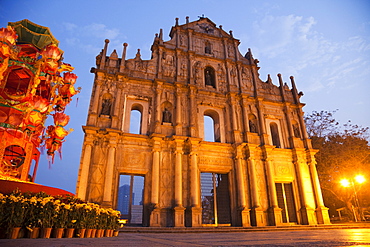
76,17,331,227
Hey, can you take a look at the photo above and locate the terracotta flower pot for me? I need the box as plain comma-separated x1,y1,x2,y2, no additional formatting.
40,228,52,239
77,228,86,238
9,227,21,239
65,228,75,238
28,227,40,239
53,228,64,238
91,229,97,238
96,229,102,238
85,228,92,238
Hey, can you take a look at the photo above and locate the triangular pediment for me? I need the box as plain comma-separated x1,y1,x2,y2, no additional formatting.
170,17,233,39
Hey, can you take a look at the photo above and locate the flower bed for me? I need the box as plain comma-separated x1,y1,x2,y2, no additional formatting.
0,190,121,239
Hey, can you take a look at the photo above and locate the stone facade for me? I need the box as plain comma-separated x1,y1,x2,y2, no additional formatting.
76,17,330,227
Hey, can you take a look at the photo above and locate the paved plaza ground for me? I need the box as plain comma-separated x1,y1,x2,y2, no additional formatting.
1,225,370,246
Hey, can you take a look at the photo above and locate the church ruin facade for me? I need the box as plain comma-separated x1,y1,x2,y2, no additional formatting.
76,17,330,227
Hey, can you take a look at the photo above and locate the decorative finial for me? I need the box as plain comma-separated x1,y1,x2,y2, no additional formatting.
105,39,110,43
219,25,223,30
175,17,179,26
186,16,189,24
229,30,233,37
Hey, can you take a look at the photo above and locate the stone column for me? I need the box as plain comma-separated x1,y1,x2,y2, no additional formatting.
309,160,331,224
235,146,250,226
151,150,160,205
150,139,161,226
189,139,202,226
230,94,242,143
87,81,102,125
293,154,316,225
248,157,265,226
174,139,185,227
175,86,182,135
76,142,93,201
154,81,162,133
102,144,116,206
265,159,283,225
111,86,122,129
189,86,197,137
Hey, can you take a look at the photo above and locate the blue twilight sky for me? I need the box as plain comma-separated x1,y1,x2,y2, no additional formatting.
1,0,369,193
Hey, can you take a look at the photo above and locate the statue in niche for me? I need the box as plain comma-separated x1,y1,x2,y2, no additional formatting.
249,120,257,133
293,124,301,138
205,70,212,86
162,108,172,123
205,41,211,54
100,98,112,115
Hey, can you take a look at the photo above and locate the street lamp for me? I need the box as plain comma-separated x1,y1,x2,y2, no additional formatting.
340,175,366,222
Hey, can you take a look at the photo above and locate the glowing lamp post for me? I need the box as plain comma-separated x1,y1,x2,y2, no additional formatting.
340,175,366,222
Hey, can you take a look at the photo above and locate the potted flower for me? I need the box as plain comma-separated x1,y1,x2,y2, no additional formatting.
38,196,56,238
1,191,28,239
24,195,42,238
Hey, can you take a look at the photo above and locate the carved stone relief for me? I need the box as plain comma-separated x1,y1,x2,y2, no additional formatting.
162,52,175,77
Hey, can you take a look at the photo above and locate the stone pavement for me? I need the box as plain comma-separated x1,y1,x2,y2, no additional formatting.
1,224,370,246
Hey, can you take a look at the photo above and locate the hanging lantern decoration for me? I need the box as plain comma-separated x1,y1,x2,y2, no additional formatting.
0,19,80,181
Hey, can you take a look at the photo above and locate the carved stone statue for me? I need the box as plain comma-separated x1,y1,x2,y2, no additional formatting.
162,108,172,123
205,70,212,86
101,98,112,115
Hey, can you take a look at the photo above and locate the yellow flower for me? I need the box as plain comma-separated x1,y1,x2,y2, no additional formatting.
29,197,37,204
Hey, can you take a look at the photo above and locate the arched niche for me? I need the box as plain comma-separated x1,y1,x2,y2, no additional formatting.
204,66,216,88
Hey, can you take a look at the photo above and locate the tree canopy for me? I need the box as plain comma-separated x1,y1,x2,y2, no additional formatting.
305,110,370,221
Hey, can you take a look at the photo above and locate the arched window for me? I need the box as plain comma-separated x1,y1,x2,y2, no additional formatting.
205,41,211,54
270,122,281,148
248,114,258,133
129,104,143,134
204,110,220,142
204,66,216,88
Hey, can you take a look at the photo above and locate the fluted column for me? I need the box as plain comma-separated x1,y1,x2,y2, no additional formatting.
190,152,199,207
189,86,197,137
265,159,278,207
189,147,202,227
174,148,183,206
265,158,283,225
174,139,185,227
235,156,246,208
76,142,93,201
249,158,259,208
154,82,162,133
175,86,182,135
310,160,331,224
294,157,317,225
111,86,122,128
150,141,161,227
151,149,160,205
91,81,102,115
102,145,116,204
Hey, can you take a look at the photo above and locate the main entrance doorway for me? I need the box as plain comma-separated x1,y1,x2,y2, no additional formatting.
201,173,231,226
275,183,297,223
117,175,144,225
